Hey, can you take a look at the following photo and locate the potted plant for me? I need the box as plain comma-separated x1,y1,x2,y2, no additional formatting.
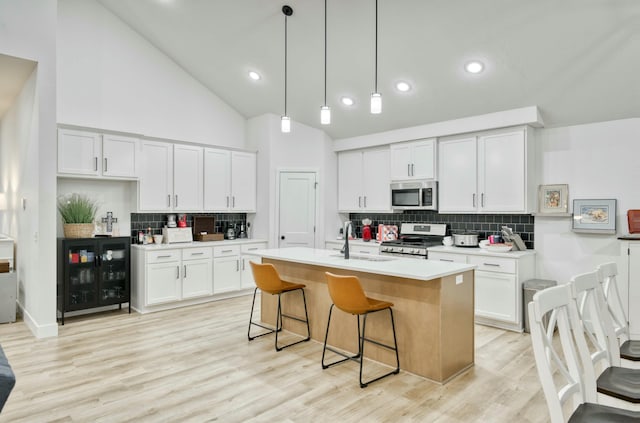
57,193,98,238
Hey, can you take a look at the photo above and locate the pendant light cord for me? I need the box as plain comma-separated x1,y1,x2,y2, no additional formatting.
284,13,288,116
374,0,378,93
324,0,327,106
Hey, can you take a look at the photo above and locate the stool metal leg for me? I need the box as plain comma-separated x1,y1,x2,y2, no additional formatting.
359,307,400,388
275,288,311,351
248,288,276,341
322,304,361,369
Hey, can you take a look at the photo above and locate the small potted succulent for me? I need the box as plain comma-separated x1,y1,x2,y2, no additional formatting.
57,193,98,238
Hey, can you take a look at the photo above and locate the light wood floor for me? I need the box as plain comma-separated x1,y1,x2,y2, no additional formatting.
0,295,549,422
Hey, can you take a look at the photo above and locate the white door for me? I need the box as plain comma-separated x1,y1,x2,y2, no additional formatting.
475,271,517,323
182,259,213,299
411,139,435,180
337,151,363,211
139,141,173,211
173,144,203,211
102,134,138,178
146,261,181,305
438,137,477,213
204,148,231,211
231,151,257,211
213,256,241,293
362,148,391,211
389,143,412,180
241,255,262,289
278,171,317,248
57,129,101,176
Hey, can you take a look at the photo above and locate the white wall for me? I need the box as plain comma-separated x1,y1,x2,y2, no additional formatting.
247,114,338,248
57,0,246,149
0,0,58,338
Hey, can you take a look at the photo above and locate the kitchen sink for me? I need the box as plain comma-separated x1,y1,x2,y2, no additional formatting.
329,253,395,262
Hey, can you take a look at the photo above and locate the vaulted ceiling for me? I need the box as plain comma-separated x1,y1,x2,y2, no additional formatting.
99,0,639,140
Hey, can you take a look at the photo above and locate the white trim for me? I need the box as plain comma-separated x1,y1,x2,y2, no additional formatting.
275,168,320,249
17,301,58,338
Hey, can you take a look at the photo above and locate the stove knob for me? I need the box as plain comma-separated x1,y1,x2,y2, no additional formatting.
412,249,419,254
398,248,404,253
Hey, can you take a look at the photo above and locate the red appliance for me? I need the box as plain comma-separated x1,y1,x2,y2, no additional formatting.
362,225,372,241
178,214,187,228
628,210,640,233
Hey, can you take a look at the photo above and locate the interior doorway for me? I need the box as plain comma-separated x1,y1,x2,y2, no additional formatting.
277,171,317,248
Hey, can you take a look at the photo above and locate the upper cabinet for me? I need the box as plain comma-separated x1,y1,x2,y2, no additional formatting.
138,141,203,211
389,138,436,181
338,147,391,212
438,127,535,214
57,128,138,179
203,149,256,212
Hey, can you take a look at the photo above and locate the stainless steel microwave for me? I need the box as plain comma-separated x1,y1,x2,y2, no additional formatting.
390,180,438,211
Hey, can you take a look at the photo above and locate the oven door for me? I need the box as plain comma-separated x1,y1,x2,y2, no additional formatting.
391,187,420,209
391,181,437,210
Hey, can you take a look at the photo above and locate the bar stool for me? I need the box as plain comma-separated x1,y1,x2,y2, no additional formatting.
247,262,311,351
322,272,400,388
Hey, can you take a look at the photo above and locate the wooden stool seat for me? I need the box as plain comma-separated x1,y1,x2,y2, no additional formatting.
248,262,310,351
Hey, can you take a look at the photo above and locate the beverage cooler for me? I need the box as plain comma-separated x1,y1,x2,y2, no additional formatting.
57,237,130,325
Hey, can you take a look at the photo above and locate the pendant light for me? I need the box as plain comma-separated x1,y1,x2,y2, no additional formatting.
281,5,293,133
320,0,331,125
370,0,382,114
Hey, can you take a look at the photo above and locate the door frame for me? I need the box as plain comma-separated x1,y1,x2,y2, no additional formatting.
274,168,320,249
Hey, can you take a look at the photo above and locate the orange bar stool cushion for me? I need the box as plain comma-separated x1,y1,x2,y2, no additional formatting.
326,272,393,315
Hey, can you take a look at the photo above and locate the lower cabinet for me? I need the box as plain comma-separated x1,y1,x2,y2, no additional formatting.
240,242,268,289
182,248,213,299
213,246,241,294
428,247,535,332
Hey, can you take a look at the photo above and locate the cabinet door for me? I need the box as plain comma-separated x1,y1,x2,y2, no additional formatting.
240,255,262,289
629,244,640,337
213,256,241,293
338,151,364,211
173,144,203,211
102,134,138,178
411,139,435,179
362,148,390,211
57,128,101,176
146,261,181,305
204,148,231,211
475,271,517,323
478,131,526,212
231,151,257,212
438,137,477,212
139,141,173,211
182,259,213,299
389,143,412,180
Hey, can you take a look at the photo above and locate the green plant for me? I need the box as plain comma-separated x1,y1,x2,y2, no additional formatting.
57,194,98,224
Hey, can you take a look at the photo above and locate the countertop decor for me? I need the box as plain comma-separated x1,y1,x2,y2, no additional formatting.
57,193,97,238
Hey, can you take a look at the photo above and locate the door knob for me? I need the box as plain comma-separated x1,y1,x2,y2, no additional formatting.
281,236,285,240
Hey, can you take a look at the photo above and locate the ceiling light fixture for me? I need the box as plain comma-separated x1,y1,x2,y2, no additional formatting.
320,0,330,125
396,81,411,92
370,0,381,114
465,61,484,74
341,97,354,106
248,71,261,81
281,5,293,133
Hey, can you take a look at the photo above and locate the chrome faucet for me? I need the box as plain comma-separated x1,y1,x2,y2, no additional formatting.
341,221,352,259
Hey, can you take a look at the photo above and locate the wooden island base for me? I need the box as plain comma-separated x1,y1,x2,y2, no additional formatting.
261,258,475,383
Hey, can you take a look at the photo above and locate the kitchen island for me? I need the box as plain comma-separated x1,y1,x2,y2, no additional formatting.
254,247,476,383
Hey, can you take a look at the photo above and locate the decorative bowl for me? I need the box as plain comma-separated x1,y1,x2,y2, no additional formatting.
486,243,513,253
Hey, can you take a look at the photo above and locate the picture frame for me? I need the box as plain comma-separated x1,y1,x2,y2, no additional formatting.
538,184,569,215
572,199,617,234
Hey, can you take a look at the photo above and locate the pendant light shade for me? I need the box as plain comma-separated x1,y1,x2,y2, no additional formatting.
370,0,381,114
320,0,331,125
281,5,293,133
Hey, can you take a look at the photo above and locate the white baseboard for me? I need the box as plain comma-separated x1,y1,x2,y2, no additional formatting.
17,301,58,338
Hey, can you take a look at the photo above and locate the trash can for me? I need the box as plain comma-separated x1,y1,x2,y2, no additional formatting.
523,279,557,333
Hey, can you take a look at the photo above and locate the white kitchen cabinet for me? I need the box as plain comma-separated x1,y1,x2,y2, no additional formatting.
619,241,640,339
138,141,203,211
390,138,435,180
428,246,535,332
338,147,391,212
181,247,213,299
438,127,535,214
58,128,138,179
204,149,256,212
213,245,241,293
145,250,182,306
240,242,268,289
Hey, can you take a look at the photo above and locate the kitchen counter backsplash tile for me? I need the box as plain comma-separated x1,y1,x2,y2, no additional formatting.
130,213,246,243
349,211,535,250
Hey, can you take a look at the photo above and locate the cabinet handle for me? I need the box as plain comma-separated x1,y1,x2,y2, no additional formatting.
236,260,239,271
167,194,171,208
481,193,485,207
439,258,454,262
176,266,180,279
411,163,415,176
157,255,172,258
232,196,235,208
190,252,204,256
407,164,411,176
94,157,98,171
483,263,500,267
184,265,187,278
175,195,178,208
104,158,108,173
472,193,476,207
364,196,367,208
247,247,258,251
242,259,245,270
226,196,229,207
357,250,371,254
221,249,233,253
358,196,362,208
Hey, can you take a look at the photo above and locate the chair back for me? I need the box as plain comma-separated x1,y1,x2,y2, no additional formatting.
324,272,370,314
570,270,621,368
249,262,284,293
528,284,596,423
597,262,631,343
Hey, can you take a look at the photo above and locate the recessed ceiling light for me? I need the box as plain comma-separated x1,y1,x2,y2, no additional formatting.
395,81,411,92
465,61,484,74
248,71,261,81
341,97,354,106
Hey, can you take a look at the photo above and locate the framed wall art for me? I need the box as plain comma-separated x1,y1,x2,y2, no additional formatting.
572,199,617,234
538,184,569,215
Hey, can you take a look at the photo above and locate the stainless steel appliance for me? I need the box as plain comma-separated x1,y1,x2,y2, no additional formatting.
452,232,478,247
390,180,437,211
379,223,448,259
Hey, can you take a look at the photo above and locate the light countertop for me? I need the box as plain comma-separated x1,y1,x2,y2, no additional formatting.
132,238,267,251
428,245,536,258
253,247,475,281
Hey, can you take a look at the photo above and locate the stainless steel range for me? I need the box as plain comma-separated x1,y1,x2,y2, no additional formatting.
379,223,448,259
